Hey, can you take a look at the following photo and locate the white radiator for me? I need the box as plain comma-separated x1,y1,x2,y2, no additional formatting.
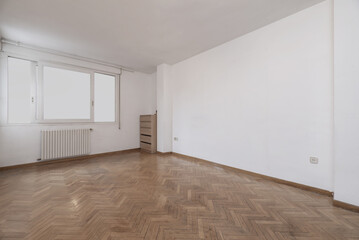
41,129,91,160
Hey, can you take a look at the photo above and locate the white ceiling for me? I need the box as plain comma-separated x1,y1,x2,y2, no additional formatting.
0,0,324,73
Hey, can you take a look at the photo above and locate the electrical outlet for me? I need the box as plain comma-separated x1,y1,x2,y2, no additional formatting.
174,137,178,141
310,157,319,164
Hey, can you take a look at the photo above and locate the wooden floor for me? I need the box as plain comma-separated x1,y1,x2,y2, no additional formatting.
0,152,359,240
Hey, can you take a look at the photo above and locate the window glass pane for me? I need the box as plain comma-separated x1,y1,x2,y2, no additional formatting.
43,66,91,120
94,73,115,122
8,57,33,123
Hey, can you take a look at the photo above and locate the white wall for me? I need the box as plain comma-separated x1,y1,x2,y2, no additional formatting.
170,1,334,191
333,0,359,206
0,46,157,167
156,64,172,153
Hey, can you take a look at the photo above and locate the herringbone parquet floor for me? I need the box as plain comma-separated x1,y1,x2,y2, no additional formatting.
0,151,359,240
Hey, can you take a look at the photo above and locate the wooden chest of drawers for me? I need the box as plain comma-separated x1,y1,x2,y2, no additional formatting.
140,114,157,153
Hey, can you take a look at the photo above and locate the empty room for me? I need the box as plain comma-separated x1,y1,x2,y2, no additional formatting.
0,0,359,239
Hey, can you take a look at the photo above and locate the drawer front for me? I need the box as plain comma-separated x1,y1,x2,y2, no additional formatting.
140,121,152,128
140,115,152,122
140,135,152,144
140,142,152,151
140,128,152,135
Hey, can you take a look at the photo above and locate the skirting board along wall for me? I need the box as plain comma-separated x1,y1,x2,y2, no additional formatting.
0,148,140,171
170,152,359,213
171,152,333,197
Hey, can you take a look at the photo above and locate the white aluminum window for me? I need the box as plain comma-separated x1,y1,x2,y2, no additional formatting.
4,57,118,124
42,66,92,121
7,57,34,124
94,73,116,122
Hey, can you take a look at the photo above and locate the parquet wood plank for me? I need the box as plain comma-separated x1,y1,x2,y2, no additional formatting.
0,152,358,239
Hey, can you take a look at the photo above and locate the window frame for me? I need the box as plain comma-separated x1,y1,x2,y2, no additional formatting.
1,53,119,125
6,56,37,124
94,72,117,123
37,62,94,123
